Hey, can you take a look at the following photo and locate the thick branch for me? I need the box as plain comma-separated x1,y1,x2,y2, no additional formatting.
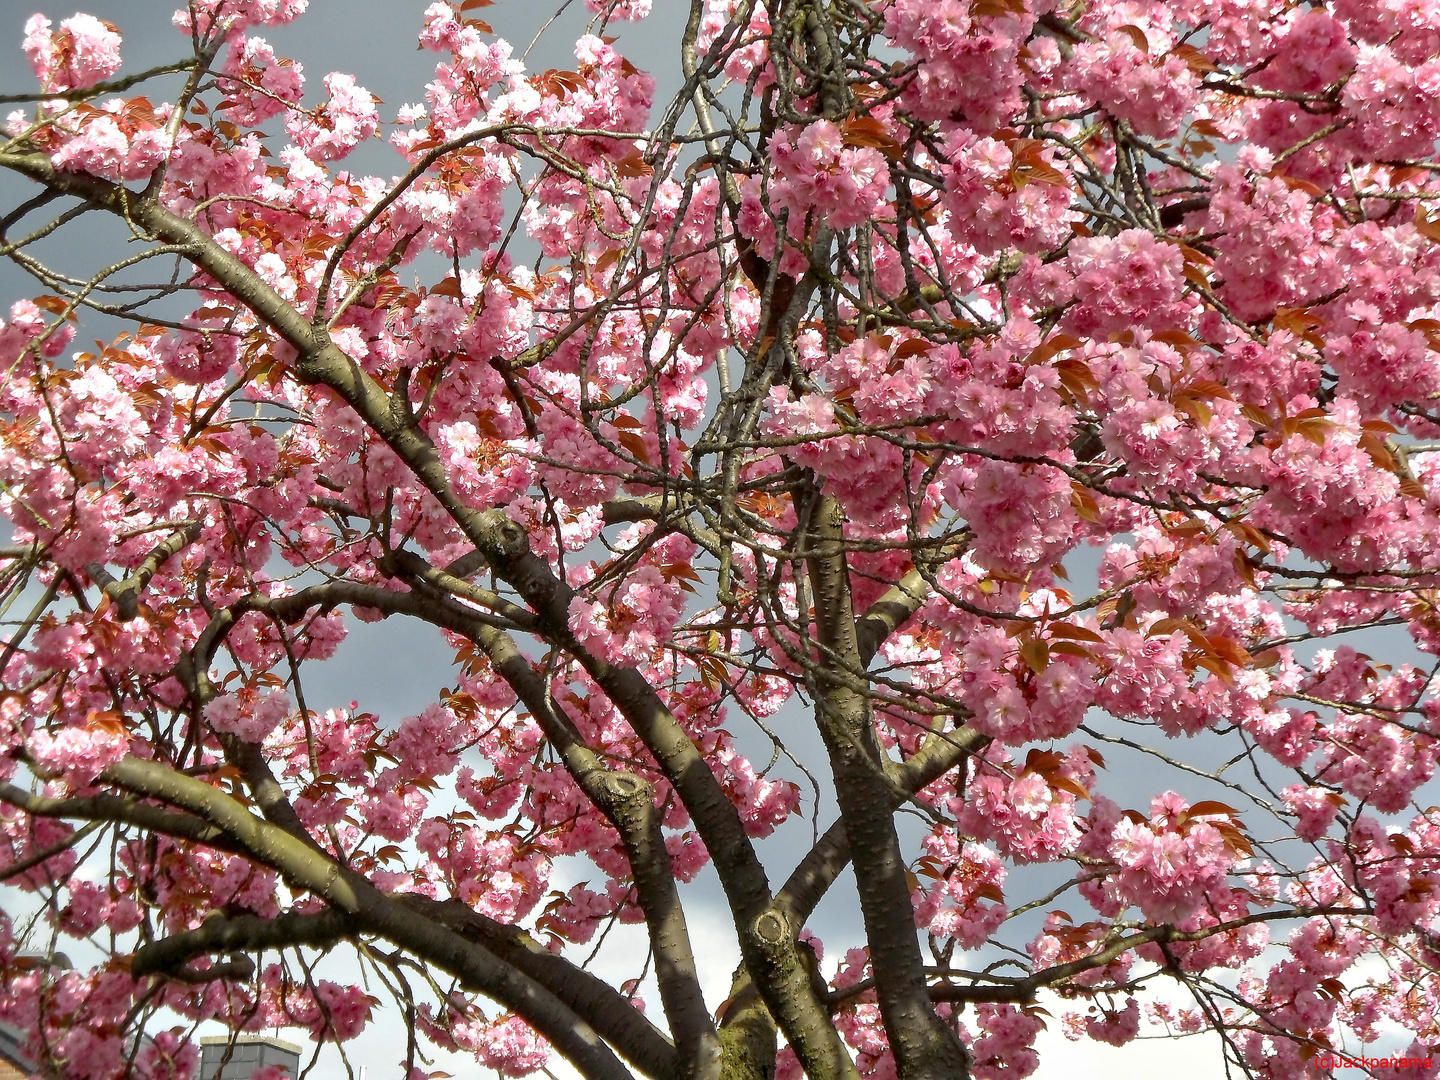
398,896,681,1080
86,521,202,621
205,562,711,1069
0,60,198,105
0,140,850,1080
803,491,970,1080
775,722,988,928
855,567,929,668
776,557,986,927
595,773,722,1080
132,909,350,980
437,601,718,1080
69,757,638,1080
174,559,703,1078
471,515,856,1078
465,513,774,912
0,780,229,850
129,900,681,1080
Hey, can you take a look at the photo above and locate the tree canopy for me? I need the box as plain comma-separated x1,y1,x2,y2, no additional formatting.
1,1,1439,1078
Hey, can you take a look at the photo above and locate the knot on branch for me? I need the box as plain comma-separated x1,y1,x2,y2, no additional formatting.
477,508,531,560
748,908,794,962
291,342,343,388
598,772,652,808
87,563,139,621
594,772,657,835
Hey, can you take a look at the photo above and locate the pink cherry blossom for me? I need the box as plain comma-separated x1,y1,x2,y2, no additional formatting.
286,72,378,161
218,35,305,125
26,722,127,787
23,13,121,92
1,2,1439,1078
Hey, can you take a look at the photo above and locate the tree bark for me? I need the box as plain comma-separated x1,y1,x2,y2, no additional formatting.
804,490,972,1080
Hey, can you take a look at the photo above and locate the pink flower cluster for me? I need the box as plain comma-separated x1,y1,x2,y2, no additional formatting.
423,1006,551,1077
1084,999,1141,1046
971,1003,1044,1080
768,121,890,231
949,744,1095,860
1070,32,1198,139
1061,229,1192,337
26,721,127,788
1247,401,1418,572
286,72,378,161
1087,794,1243,923
1281,784,1343,843
0,967,138,1080
1205,167,1341,322
567,564,686,666
695,0,773,88
1258,11,1356,93
949,460,1077,575
1314,712,1437,814
204,689,291,745
47,102,173,182
584,0,651,20
911,828,1007,948
881,0,1035,130
938,129,1074,256
23,13,122,92
172,0,309,38
219,35,305,125
134,1030,200,1080
256,966,374,1042
706,730,800,838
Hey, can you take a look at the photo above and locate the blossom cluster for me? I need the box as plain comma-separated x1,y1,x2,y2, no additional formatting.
3,0,1440,1078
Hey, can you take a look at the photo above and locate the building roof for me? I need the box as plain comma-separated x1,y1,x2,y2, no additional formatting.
199,1034,303,1054
0,1021,33,1076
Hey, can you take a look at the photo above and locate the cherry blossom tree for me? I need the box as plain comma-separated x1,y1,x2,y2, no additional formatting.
2,0,1440,1078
